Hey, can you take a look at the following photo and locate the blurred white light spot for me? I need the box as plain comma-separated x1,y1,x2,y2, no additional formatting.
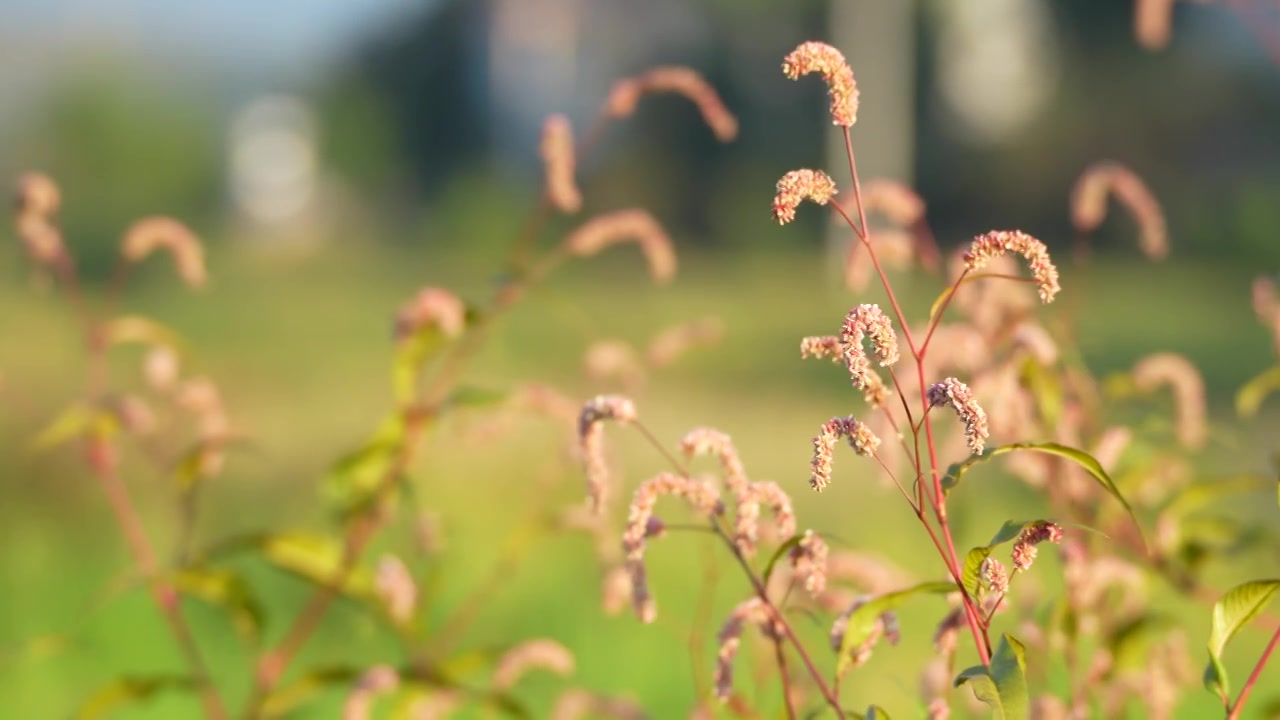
934,0,1060,144
229,95,318,226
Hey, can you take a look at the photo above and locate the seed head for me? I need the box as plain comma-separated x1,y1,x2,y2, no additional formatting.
491,639,576,690
374,554,417,625
644,317,723,367
789,529,829,596
144,347,180,392
810,416,880,491
1071,161,1168,259
933,607,964,658
800,335,843,363
1134,0,1176,50
772,169,838,225
1010,521,1064,573
713,598,780,702
563,209,676,284
622,472,722,622
578,395,638,514
963,230,1060,303
539,114,582,213
394,287,466,341
1133,352,1206,450
120,216,207,288
551,690,648,720
606,66,738,142
341,665,399,720
728,480,796,558
583,340,646,393
678,427,748,497
15,172,60,218
841,304,900,390
980,557,1009,595
927,378,989,455
782,41,859,126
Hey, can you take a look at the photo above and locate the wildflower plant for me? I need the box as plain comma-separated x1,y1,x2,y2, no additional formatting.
8,63,740,719
568,39,1280,720
9,29,1280,720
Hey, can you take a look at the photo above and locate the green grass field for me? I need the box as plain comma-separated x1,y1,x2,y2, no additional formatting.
2,241,1277,718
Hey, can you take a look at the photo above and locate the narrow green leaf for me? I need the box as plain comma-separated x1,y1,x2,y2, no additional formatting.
954,634,1028,719
31,404,98,451
1203,579,1280,700
864,704,892,719
392,327,449,406
75,675,197,719
260,665,362,718
762,534,805,586
1236,365,1280,418
207,531,372,597
172,567,264,645
943,442,1142,546
323,414,406,517
835,581,953,677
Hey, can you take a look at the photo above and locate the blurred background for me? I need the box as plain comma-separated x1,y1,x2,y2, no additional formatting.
2,0,1280,717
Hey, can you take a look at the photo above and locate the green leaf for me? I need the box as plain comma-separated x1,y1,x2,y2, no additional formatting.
943,442,1142,546
30,404,99,448
961,520,1038,597
954,634,1029,720
172,567,264,645
75,675,197,719
835,581,953,677
323,414,406,518
1204,579,1280,701
260,665,362,718
761,534,805,586
208,531,372,597
392,327,450,406
1236,365,1280,418
864,705,892,720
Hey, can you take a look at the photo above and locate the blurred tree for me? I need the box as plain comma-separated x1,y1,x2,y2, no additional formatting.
6,64,221,279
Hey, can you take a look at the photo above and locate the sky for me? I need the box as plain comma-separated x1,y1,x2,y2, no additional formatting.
0,0,428,79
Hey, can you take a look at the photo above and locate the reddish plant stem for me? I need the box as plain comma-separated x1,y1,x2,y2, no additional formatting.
248,407,431,712
770,634,799,720
1226,614,1280,719
708,518,846,720
89,438,229,720
246,112,612,711
840,130,993,665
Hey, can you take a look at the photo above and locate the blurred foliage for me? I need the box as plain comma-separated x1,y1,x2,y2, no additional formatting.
4,65,221,277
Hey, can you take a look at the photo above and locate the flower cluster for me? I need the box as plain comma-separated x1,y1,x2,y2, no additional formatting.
772,169,838,225
782,41,859,126
962,230,1061,304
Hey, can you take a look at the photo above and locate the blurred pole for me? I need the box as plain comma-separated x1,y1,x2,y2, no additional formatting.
826,0,917,272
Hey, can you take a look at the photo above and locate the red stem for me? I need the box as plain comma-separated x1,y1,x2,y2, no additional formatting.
89,438,229,719
1227,620,1280,720
839,129,993,665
